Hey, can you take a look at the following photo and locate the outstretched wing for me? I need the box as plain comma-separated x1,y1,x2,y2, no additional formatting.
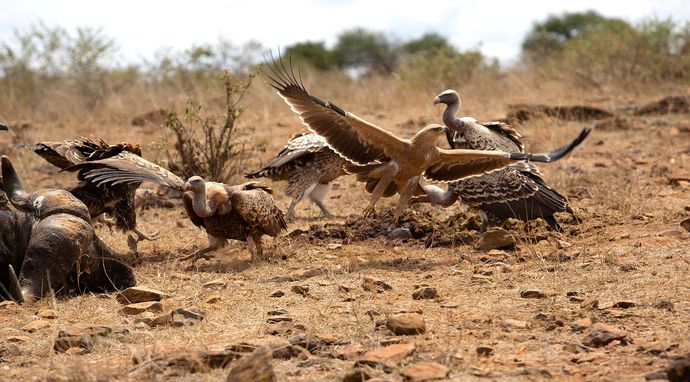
264,59,406,165
246,133,328,180
68,151,186,191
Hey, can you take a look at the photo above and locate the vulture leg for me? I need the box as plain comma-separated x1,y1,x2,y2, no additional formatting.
391,176,420,226
286,191,306,221
246,232,264,262
308,183,333,219
478,211,490,233
544,216,564,233
313,199,333,219
180,234,225,263
412,185,458,207
363,162,398,218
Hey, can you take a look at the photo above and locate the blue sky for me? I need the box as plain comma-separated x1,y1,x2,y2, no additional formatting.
0,0,688,64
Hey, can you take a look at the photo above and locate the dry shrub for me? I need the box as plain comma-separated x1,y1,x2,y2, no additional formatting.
164,70,261,183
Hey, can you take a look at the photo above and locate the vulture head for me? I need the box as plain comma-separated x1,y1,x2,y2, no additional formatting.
433,89,461,107
184,175,220,217
184,176,205,193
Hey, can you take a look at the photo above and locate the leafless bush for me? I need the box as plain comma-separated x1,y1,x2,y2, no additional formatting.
164,70,261,183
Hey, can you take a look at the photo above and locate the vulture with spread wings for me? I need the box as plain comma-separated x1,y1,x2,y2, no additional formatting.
246,132,347,220
265,60,591,226
16,138,159,248
413,89,576,232
68,152,287,263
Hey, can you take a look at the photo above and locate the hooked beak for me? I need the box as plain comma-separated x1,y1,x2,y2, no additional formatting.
433,96,441,105
0,123,8,131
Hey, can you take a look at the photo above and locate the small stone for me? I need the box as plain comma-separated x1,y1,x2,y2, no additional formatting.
115,287,168,304
203,278,228,288
22,319,50,332
338,285,352,293
571,317,592,332
120,301,163,315
503,319,531,330
270,290,285,298
342,367,373,382
440,302,458,309
401,362,450,381
6,336,31,343
582,323,629,347
386,313,426,335
611,301,636,309
365,309,381,318
327,243,343,250
476,346,493,357
412,287,437,300
268,309,289,316
580,298,599,309
355,343,416,370
334,343,364,360
520,289,545,299
288,333,330,352
362,277,392,293
37,309,58,319
266,316,293,324
226,346,277,382
680,218,690,233
388,227,412,240
474,227,515,250
136,307,204,327
291,285,310,296
556,239,572,249
204,295,222,304
653,300,674,311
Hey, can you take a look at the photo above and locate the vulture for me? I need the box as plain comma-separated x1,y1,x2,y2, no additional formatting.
246,132,347,220
66,152,287,262
265,60,591,226
417,89,574,232
16,138,159,247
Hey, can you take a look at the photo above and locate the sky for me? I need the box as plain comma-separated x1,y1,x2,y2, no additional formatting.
0,0,689,64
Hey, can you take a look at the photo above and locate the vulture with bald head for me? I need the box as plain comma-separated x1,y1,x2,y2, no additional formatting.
416,89,576,232
67,153,287,263
264,60,590,226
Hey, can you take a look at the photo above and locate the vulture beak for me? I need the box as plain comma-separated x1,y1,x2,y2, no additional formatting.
0,123,8,131
1,155,32,212
433,96,441,105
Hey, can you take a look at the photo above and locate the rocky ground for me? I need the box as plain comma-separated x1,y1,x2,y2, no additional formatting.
1,102,689,381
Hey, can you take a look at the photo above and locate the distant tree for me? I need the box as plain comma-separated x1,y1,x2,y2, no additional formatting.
522,10,632,58
403,32,455,55
332,28,400,74
284,41,335,70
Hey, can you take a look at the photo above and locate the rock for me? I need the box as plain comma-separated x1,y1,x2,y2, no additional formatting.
334,343,365,360
520,289,545,299
653,300,674,311
54,334,94,354
136,307,204,327
6,335,31,343
0,343,22,358
115,287,168,304
503,319,532,330
365,309,381,318
288,333,330,352
262,321,297,336
386,313,426,335
338,285,352,293
476,346,493,357
342,367,373,382
22,319,50,332
270,290,285,298
440,302,458,309
267,309,289,316
680,218,690,233
362,277,392,293
412,287,437,300
556,239,571,249
667,357,690,382
327,243,343,250
580,298,599,309
226,346,277,382
37,309,58,319
582,323,629,347
388,227,412,240
401,362,450,381
475,227,515,250
53,325,123,354
204,295,222,304
266,316,293,324
203,278,228,289
121,301,163,315
355,343,416,370
291,285,310,296
571,317,592,332
611,300,636,309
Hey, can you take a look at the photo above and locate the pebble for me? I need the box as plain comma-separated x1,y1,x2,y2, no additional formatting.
120,301,163,315
611,301,636,309
226,346,277,382
22,319,50,332
412,287,437,300
580,298,599,309
474,227,516,250
136,307,205,327
291,285,310,296
355,343,416,370
37,309,58,319
440,302,458,309
476,346,493,357
520,289,545,299
327,243,343,250
582,323,629,347
267,309,289,316
503,319,531,330
115,287,168,304
362,277,392,293
571,317,592,332
204,295,222,304
203,278,228,289
6,336,31,343
334,343,364,360
401,362,450,381
266,316,293,324
342,367,373,382
681,217,690,233
270,290,285,298
386,313,426,335
653,300,674,311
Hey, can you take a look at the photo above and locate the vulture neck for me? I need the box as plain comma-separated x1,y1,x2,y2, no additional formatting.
191,185,216,217
442,101,464,131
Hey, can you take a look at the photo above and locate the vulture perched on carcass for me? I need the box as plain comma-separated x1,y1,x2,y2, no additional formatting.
416,89,575,232
67,151,287,263
246,132,347,220
16,138,159,249
264,60,591,226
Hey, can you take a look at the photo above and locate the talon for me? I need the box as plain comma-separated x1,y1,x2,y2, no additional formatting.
133,228,160,242
391,215,400,226
362,205,376,218
179,251,214,263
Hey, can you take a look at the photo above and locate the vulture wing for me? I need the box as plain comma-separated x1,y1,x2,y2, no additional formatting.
229,182,287,237
246,133,328,179
265,60,406,165
68,151,186,191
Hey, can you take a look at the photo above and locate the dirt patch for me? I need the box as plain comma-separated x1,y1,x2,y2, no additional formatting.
507,103,613,122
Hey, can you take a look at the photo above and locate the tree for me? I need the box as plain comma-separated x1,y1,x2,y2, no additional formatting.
403,32,454,56
284,41,335,70
332,28,399,74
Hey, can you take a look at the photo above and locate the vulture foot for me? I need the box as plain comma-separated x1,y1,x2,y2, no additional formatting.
362,205,376,219
133,228,160,242
179,249,215,263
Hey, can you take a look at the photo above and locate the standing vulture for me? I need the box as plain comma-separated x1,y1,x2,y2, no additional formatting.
16,138,159,247
67,152,287,263
246,132,347,220
265,60,591,226
416,89,574,232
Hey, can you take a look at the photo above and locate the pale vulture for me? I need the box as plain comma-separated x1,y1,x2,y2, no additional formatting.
265,61,591,226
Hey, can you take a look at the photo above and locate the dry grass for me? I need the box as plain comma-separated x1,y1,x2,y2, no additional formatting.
1,73,689,381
